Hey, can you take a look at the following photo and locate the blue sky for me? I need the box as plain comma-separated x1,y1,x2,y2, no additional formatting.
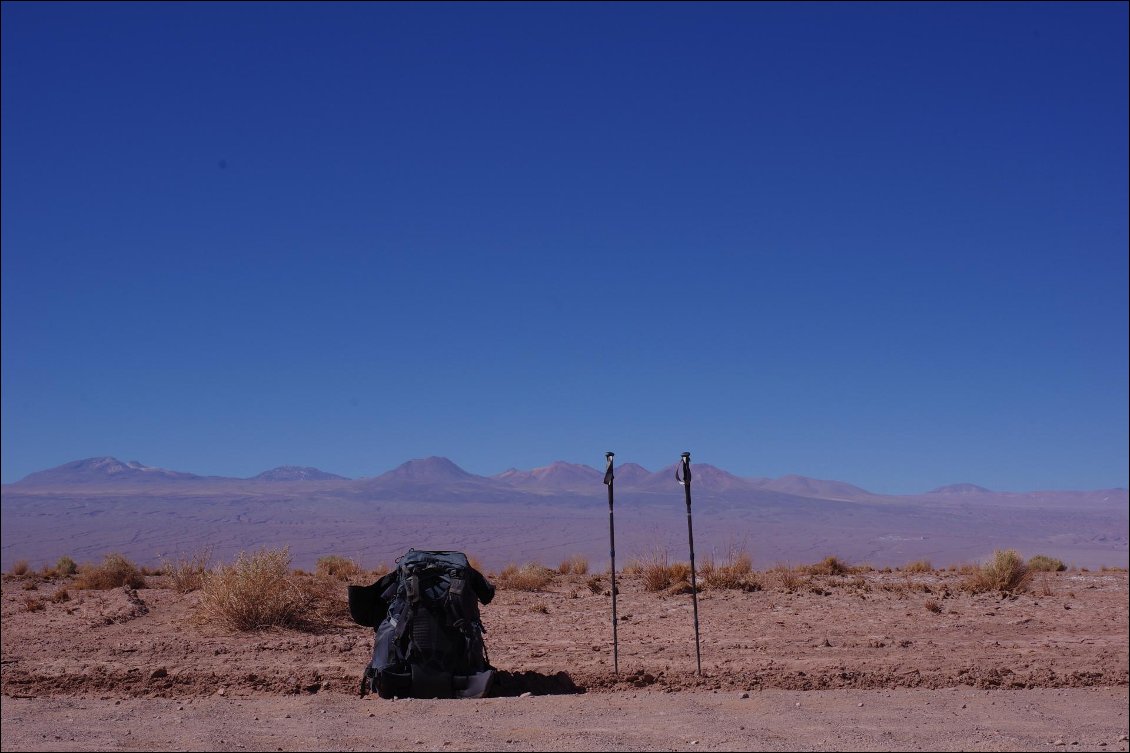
2,2,1127,492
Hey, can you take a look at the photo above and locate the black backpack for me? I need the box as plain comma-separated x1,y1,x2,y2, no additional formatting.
348,549,496,699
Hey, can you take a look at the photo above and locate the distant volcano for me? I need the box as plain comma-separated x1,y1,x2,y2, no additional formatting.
252,466,347,482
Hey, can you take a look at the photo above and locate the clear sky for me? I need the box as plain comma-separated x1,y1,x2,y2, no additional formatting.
2,2,1127,493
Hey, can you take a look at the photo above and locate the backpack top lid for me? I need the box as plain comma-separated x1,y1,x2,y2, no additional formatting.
397,549,470,572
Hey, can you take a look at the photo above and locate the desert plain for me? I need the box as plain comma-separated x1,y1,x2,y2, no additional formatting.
1,557,1127,752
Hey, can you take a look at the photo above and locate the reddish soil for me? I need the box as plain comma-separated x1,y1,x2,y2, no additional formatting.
2,569,1127,751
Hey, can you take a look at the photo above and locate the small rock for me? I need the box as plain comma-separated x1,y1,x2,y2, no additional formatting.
217,687,226,697
149,667,167,680
1120,736,1129,743
368,712,375,718
1054,740,1066,746
738,692,749,699
795,702,801,707
858,702,864,707
690,741,699,746
519,691,533,698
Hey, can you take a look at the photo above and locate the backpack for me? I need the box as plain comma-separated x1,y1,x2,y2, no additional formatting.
348,549,496,699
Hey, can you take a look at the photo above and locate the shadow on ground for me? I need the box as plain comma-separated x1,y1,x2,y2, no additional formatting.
490,669,584,696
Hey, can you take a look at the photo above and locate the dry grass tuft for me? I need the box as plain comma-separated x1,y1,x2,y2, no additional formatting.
73,553,145,590
924,599,943,613
1027,555,1066,572
962,549,1032,594
557,554,590,575
22,595,45,612
1033,571,1056,597
805,555,853,576
620,558,643,576
586,575,605,594
903,560,933,574
315,555,363,581
530,602,549,614
702,549,761,591
497,562,555,591
50,588,71,603
766,565,810,592
199,547,310,631
639,549,688,592
11,560,29,576
365,563,392,581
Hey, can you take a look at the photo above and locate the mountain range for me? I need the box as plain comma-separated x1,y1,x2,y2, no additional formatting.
2,456,1126,572
10,455,1122,501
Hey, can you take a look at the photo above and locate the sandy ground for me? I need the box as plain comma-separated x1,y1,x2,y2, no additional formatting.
2,568,1127,751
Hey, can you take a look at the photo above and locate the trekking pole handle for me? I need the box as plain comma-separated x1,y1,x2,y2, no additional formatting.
677,451,692,486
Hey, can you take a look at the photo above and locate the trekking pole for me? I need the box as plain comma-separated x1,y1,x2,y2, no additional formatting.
603,451,619,675
676,451,702,675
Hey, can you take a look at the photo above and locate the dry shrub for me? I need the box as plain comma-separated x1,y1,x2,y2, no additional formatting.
962,549,1032,594
805,556,852,576
199,547,309,630
924,599,943,613
557,554,589,575
21,579,38,591
55,556,78,577
74,553,145,590
1028,555,1066,573
315,555,363,581
669,561,692,584
161,548,213,593
22,595,45,612
530,602,549,614
496,563,555,591
51,588,71,603
903,560,932,574
586,575,605,594
11,560,29,576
